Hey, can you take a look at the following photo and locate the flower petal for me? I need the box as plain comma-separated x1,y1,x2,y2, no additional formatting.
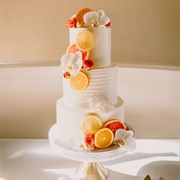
84,11,99,27
125,138,136,151
70,51,83,77
60,52,83,77
98,10,110,27
70,130,85,149
114,129,127,141
89,95,114,115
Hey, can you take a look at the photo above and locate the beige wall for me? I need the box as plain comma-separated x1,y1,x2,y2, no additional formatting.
1,0,180,67
0,1,180,139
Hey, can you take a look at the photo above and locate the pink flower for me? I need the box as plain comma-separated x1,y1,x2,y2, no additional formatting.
83,60,94,70
65,15,77,28
63,71,71,79
84,134,94,150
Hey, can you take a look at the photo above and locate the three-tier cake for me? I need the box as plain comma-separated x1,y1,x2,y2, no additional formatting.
56,8,135,151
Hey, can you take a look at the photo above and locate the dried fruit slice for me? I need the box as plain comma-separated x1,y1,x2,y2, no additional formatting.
69,70,90,91
76,30,96,51
76,7,93,26
94,128,114,148
103,119,126,135
82,114,102,134
66,43,90,60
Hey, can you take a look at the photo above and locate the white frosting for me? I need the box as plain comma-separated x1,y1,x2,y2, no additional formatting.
55,25,126,149
56,97,124,143
63,66,118,108
70,28,111,68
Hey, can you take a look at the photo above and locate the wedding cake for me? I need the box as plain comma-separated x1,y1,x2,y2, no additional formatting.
56,8,135,151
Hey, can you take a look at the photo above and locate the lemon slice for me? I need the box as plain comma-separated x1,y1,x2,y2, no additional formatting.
94,128,114,148
69,70,90,91
76,30,96,51
82,114,102,134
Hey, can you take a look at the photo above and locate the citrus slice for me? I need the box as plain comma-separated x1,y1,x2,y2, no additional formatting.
66,43,90,60
76,7,93,25
82,114,102,134
94,128,114,148
66,43,79,54
103,119,126,135
69,70,90,91
76,30,96,51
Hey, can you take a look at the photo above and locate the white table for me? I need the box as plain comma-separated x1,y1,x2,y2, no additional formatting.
0,139,179,180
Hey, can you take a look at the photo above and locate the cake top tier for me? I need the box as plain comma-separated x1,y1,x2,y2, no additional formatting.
60,7,111,79
65,8,110,28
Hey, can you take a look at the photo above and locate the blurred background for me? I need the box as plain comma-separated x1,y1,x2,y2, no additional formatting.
0,0,179,139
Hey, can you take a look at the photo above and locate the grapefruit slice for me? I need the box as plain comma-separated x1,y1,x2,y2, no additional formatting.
82,114,102,134
94,128,114,148
66,43,90,60
103,119,126,135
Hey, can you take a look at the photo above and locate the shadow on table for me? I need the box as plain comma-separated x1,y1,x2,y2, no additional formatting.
137,161,180,180
2,153,144,180
103,152,178,166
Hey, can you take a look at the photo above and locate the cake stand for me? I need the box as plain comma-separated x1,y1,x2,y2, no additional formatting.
49,123,134,180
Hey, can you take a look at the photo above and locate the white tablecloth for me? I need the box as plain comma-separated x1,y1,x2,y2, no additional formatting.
0,139,179,180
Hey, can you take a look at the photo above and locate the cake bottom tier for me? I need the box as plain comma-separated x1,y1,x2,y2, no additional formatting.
56,97,125,145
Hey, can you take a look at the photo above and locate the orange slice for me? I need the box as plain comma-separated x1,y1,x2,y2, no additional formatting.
69,70,90,91
94,128,114,148
66,43,90,60
76,30,96,51
76,7,93,26
82,114,102,134
103,119,126,135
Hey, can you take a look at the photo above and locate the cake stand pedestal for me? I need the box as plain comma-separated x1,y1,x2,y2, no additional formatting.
49,124,132,180
76,162,108,180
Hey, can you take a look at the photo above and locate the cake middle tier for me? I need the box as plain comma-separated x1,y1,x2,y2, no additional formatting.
56,96,124,144
63,66,118,108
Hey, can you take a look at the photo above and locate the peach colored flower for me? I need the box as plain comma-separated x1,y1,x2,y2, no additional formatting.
84,134,94,150
63,71,71,79
65,15,77,28
83,60,94,70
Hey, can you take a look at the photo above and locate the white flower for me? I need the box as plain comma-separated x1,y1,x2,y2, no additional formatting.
70,130,94,151
89,96,114,115
60,51,82,77
84,10,110,28
113,129,136,151
70,130,85,150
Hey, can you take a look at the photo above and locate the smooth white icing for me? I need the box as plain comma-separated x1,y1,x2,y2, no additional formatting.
56,97,124,143
63,66,118,108
70,28,111,68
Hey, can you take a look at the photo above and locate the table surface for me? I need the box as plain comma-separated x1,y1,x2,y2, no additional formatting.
0,139,179,180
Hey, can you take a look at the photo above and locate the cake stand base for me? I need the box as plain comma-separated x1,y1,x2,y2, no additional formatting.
76,162,108,180
49,123,135,180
